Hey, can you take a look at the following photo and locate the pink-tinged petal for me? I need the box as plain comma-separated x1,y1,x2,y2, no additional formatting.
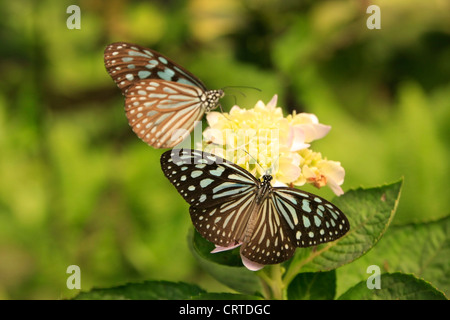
266,94,278,109
277,159,301,184
328,179,344,196
300,123,331,142
241,254,265,271
291,113,319,124
319,161,345,184
318,160,345,196
307,174,327,189
288,126,310,152
211,242,242,253
301,165,316,180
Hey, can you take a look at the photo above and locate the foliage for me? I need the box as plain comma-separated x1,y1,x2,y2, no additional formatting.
73,180,446,299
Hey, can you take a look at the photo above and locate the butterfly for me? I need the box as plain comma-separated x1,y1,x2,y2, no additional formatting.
160,149,350,268
104,42,224,148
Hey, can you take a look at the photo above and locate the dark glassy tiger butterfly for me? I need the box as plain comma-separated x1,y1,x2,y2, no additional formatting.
104,42,224,148
160,149,350,269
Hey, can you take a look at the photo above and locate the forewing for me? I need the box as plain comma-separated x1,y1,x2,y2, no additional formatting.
125,80,206,149
104,42,207,94
160,149,259,246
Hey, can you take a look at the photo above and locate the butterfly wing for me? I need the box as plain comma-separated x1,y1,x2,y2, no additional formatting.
126,80,208,148
160,149,259,247
240,194,298,265
161,149,350,267
104,42,207,94
272,188,350,247
241,188,350,265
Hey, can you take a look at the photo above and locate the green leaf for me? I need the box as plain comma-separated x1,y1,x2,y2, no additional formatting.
188,228,263,295
336,216,450,297
73,281,206,300
337,273,447,300
191,227,242,267
287,270,336,300
283,180,402,283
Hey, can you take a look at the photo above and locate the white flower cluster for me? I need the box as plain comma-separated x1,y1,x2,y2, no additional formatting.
199,95,345,196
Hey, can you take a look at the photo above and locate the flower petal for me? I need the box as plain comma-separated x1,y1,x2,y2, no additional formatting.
240,254,265,271
205,111,222,127
300,123,331,142
266,94,278,109
203,127,225,145
318,160,345,196
277,158,302,184
327,178,344,196
211,242,241,253
288,126,310,151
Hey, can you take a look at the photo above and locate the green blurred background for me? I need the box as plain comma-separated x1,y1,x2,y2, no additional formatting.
0,0,449,299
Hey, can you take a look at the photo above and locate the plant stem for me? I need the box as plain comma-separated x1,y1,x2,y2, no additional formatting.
256,264,286,299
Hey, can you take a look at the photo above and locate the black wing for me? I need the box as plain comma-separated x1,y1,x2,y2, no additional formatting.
160,149,259,246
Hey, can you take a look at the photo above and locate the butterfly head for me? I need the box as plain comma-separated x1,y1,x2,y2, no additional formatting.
205,89,225,112
262,174,273,184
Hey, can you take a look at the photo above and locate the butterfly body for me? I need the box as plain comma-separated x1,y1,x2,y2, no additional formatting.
104,42,224,148
161,149,349,267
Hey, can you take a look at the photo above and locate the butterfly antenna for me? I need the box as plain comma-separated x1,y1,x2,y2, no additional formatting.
266,153,282,176
221,86,262,102
223,88,246,98
217,103,232,122
222,85,262,93
228,94,238,106
238,147,266,174
219,86,261,124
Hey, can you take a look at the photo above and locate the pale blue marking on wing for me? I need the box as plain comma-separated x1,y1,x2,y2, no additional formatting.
128,50,152,58
200,178,214,188
212,182,246,193
143,50,154,57
177,78,199,87
302,199,312,213
191,170,203,178
302,215,311,228
211,182,252,199
211,186,251,199
138,70,151,79
314,216,321,227
157,67,175,81
328,208,338,220
209,166,225,177
274,196,295,230
173,66,205,89
158,56,168,64
146,60,159,69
